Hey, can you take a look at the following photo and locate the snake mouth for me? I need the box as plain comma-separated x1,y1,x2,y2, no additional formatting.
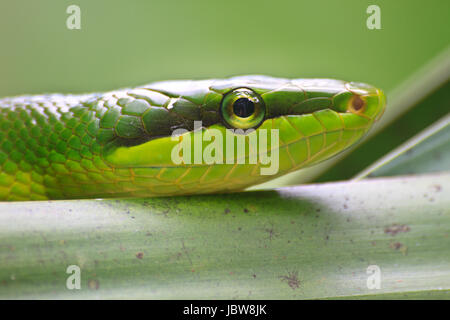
374,89,386,122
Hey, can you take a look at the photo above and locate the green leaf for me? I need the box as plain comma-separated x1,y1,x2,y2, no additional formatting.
1,172,449,299
355,114,450,179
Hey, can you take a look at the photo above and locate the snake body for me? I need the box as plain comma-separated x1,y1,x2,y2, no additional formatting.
0,76,385,201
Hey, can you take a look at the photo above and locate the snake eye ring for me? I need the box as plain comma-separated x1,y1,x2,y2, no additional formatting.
220,88,265,129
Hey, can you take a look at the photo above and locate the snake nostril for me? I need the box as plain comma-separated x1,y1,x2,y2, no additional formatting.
351,95,365,111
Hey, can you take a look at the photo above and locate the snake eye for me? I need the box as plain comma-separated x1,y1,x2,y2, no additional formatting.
220,88,265,129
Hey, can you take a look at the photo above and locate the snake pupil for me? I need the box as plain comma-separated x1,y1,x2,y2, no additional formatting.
233,98,255,118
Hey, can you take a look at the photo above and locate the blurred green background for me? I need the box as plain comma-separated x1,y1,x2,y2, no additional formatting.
0,0,448,185
1,0,448,97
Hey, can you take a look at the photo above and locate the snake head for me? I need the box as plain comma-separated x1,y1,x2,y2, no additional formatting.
101,75,386,196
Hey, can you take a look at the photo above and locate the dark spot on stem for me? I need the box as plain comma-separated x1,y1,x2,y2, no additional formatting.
88,279,100,290
390,242,403,250
280,270,300,290
384,224,410,236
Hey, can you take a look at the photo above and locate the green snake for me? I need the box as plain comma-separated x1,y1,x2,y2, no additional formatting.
0,76,385,201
